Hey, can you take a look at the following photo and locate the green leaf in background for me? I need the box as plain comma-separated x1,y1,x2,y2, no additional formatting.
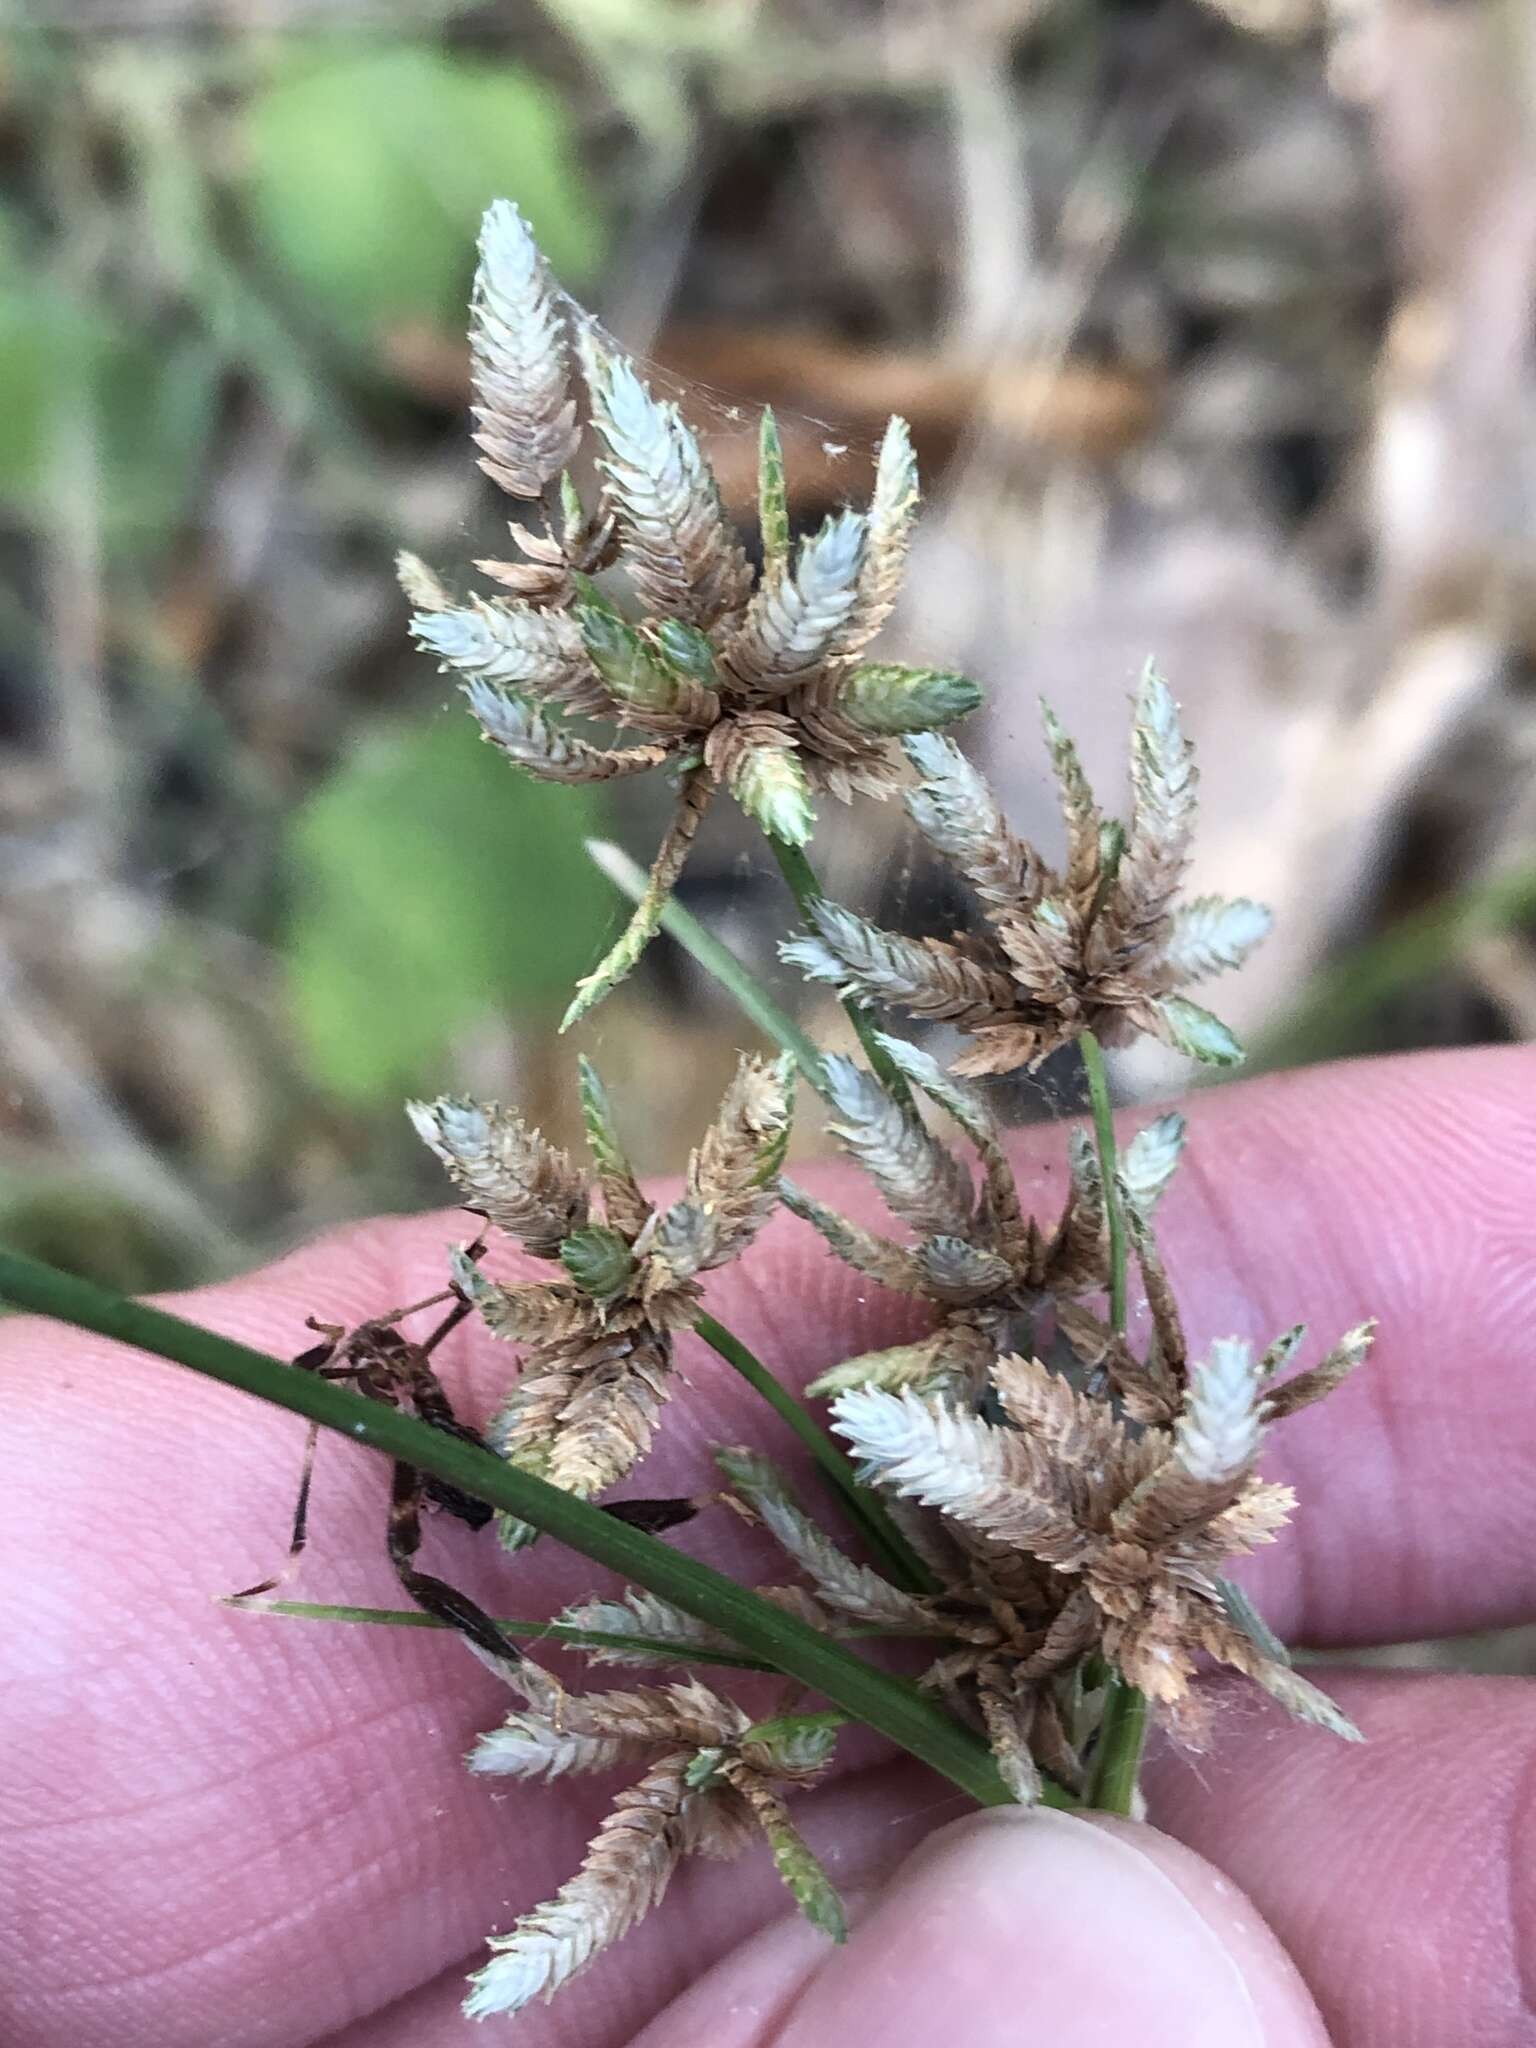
285,713,611,1102
244,44,607,354
0,280,215,550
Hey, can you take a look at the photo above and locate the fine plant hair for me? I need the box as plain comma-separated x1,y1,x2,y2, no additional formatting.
231,200,1378,2020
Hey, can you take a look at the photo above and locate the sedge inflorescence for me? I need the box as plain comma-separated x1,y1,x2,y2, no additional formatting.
283,200,1378,2020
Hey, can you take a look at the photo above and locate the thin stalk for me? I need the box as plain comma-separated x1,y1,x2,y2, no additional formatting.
235,1600,779,1672
1077,1029,1147,1812
1079,1030,1128,1335
586,839,826,1088
767,839,916,1110
1086,1680,1148,1815
694,1310,938,1598
0,1246,1037,1809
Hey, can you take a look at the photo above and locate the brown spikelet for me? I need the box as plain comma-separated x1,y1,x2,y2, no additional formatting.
468,201,580,500
778,1178,929,1294
783,902,1018,1027
466,1752,695,2018
407,1096,587,1256
833,415,919,661
819,1055,974,1239
580,328,752,629
543,1331,674,1496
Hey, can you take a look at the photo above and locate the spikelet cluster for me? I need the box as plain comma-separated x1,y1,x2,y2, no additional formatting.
405,200,982,1029
354,201,1380,2026
410,1051,791,1519
783,666,1272,1075
465,1674,842,2017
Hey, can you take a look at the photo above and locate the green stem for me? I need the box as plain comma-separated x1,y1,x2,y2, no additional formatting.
1077,1029,1148,1810
694,1310,938,1598
767,839,916,1111
586,838,827,1088
0,1246,1034,1810
1086,1678,1148,1815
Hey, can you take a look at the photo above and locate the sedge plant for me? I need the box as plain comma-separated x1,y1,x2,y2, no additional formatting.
0,199,1378,2023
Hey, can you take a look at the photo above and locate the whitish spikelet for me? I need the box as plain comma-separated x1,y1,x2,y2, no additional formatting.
580,330,751,627
1162,896,1273,984
465,682,665,783
831,1387,1090,1565
1111,659,1198,958
836,414,919,659
395,549,450,611
469,1715,639,1781
902,731,1049,914
782,900,1016,1026
465,1755,693,2017
408,1096,587,1256
413,599,607,714
556,1589,740,1669
469,200,580,499
874,1031,1029,1260
820,1054,974,1238
716,1447,934,1629
1176,1337,1263,1487
725,510,868,695
1119,1111,1187,1219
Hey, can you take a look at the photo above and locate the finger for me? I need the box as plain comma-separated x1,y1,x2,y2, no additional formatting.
1145,1668,1536,2048
111,1039,1536,1652
631,1808,1328,2048
8,1042,1536,2044
271,1765,950,2048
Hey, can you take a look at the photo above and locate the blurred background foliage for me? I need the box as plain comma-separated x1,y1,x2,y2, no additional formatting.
3,0,1536,1298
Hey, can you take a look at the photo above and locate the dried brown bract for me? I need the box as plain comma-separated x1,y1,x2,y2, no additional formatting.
406,202,983,1028
465,1676,843,2016
409,1052,792,1522
782,665,1272,1075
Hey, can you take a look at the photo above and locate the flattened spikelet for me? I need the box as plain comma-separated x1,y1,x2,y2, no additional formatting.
413,600,607,715
408,1096,587,1255
835,415,918,660
466,682,665,783
580,330,751,628
778,1178,928,1294
469,200,580,500
725,510,868,695
831,1387,1092,1566
1161,896,1273,985
821,1054,974,1238
903,732,1050,916
783,900,1017,1026
465,1754,694,2017
1265,1319,1377,1420
1109,660,1198,963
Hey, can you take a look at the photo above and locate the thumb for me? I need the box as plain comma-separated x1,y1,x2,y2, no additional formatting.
639,1808,1330,2047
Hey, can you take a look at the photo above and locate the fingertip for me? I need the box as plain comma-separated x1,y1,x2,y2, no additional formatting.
640,1808,1329,2048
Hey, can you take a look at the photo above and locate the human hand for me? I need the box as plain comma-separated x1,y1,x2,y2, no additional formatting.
5,1046,1534,2047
